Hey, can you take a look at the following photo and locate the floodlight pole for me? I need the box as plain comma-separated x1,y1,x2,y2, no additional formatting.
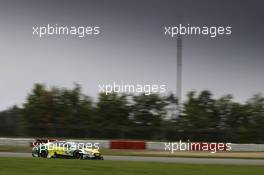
176,35,182,107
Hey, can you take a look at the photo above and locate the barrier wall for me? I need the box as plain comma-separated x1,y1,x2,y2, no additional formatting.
0,138,264,152
0,138,34,146
110,140,146,149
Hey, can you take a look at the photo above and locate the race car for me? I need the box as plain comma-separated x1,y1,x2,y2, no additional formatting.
32,141,103,160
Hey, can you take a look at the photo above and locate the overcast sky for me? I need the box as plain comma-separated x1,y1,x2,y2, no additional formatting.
0,0,263,110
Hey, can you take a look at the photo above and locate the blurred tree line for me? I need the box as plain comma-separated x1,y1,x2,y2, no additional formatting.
0,84,263,143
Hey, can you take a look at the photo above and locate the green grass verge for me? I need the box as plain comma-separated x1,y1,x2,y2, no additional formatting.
0,157,263,175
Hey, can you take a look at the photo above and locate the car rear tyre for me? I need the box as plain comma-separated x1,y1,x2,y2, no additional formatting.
73,151,82,159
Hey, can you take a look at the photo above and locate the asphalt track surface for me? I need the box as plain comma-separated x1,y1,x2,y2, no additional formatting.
0,152,264,165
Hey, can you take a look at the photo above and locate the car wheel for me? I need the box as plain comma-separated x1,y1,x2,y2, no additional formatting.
39,150,48,158
73,151,82,159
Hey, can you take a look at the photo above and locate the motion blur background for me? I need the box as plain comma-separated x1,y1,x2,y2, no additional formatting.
0,0,263,143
